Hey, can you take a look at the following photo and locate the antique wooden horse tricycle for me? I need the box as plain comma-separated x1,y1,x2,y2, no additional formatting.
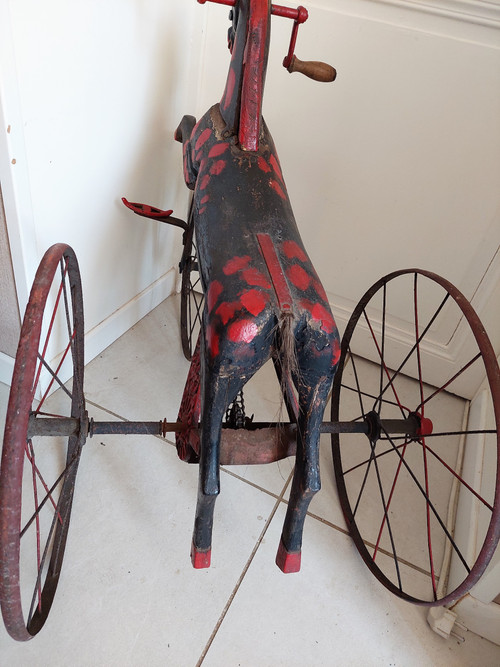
1,0,499,642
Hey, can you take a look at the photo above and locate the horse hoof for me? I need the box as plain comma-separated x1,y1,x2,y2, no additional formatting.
276,539,301,573
191,541,212,569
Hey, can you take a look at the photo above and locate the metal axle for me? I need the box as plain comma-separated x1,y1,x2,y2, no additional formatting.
28,413,422,440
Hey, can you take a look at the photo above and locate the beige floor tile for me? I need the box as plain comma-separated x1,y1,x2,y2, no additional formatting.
202,504,500,667
1,293,499,665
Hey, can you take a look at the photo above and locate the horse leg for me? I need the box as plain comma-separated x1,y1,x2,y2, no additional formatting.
191,357,248,569
276,324,339,573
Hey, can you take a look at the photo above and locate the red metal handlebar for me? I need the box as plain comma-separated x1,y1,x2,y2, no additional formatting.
197,0,308,25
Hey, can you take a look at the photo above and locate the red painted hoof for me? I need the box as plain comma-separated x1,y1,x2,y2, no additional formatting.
191,542,211,569
276,539,301,573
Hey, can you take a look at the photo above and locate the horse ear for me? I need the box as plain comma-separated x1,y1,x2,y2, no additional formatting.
184,145,198,192
175,115,199,190
228,26,235,53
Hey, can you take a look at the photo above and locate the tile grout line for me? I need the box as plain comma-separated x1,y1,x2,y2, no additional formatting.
195,468,294,667
85,399,435,582
220,465,289,501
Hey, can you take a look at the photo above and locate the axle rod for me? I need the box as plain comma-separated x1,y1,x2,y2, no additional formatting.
27,414,422,439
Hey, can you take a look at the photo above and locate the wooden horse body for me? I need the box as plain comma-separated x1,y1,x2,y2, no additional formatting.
176,0,340,572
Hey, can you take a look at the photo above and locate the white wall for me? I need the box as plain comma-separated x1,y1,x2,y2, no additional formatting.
1,0,499,380
0,0,204,373
1,0,499,637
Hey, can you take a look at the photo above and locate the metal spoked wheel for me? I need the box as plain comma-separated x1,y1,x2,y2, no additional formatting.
331,269,500,605
0,244,86,640
180,217,204,362
176,335,201,463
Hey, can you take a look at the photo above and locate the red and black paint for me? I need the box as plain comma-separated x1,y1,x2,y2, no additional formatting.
175,0,340,573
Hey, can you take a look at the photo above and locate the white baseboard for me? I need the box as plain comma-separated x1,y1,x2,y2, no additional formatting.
452,594,500,646
83,266,178,369
0,351,14,387
3,267,178,393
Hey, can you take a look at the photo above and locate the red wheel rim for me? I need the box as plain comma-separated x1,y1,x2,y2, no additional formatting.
331,269,500,605
0,244,85,640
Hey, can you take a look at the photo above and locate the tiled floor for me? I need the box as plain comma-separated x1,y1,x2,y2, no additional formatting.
1,295,500,666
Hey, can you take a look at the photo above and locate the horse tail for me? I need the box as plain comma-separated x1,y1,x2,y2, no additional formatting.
276,310,300,423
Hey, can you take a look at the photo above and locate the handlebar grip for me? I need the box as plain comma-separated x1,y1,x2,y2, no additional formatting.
287,56,336,83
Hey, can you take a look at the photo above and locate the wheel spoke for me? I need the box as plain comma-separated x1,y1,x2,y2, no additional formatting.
0,245,85,640
60,259,74,341
368,437,403,590
32,260,69,395
343,440,410,476
20,452,78,539
27,440,42,612
417,353,482,412
331,269,499,604
349,351,366,419
363,310,408,417
381,428,471,577
23,440,64,524
413,275,437,598
340,381,406,415
188,278,203,339
375,283,387,414
35,332,76,414
352,450,374,519
373,439,410,561
377,291,451,413
35,353,73,403
382,430,496,440
421,437,494,512
421,435,437,599
27,506,60,626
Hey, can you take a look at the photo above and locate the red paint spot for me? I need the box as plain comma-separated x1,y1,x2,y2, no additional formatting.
200,174,210,190
195,128,212,152
223,68,236,111
312,278,328,303
240,289,268,316
311,303,336,334
258,156,271,173
300,298,315,313
287,265,311,291
270,154,283,182
208,143,229,158
242,267,271,289
223,255,252,275
332,338,341,366
301,299,337,335
196,151,203,163
300,301,337,335
228,319,259,344
216,300,241,325
207,281,223,312
269,180,286,200
199,207,207,215
206,323,220,357
201,195,210,205
210,160,227,176
282,240,308,263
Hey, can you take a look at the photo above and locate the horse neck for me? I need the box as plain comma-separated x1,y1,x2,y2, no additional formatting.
220,0,271,152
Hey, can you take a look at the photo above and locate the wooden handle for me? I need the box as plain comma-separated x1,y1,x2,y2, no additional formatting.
287,56,337,83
